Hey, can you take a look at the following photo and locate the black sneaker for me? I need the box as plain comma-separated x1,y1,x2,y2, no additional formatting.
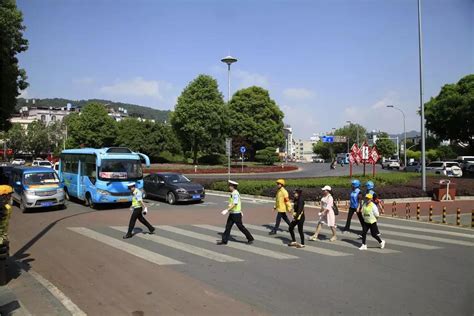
123,234,132,239
216,241,227,245
247,240,254,245
268,231,277,235
149,227,156,234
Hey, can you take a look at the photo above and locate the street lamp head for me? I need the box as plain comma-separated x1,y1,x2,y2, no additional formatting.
386,105,394,108
221,55,238,65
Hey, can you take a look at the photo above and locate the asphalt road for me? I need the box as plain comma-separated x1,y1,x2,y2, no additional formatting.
187,162,393,179
5,194,474,315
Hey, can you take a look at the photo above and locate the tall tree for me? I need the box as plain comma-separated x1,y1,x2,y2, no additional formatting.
228,86,285,159
0,0,28,131
26,120,50,157
375,132,397,158
425,74,474,149
6,123,26,155
66,103,117,148
170,75,227,164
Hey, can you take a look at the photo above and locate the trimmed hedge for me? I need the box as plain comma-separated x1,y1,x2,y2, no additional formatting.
197,153,227,165
209,173,421,197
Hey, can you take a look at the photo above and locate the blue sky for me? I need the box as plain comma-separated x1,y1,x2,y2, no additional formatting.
17,0,473,138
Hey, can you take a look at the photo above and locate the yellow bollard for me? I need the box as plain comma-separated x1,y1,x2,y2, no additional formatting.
456,208,461,226
416,204,420,221
429,205,433,222
442,206,447,224
392,201,397,217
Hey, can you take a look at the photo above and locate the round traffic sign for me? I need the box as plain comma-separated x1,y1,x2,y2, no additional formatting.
240,146,246,153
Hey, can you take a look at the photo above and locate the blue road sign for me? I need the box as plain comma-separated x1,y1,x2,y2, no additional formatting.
240,146,246,153
322,136,334,143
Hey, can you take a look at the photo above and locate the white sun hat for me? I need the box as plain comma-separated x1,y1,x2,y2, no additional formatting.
127,182,136,187
228,180,239,186
321,185,332,191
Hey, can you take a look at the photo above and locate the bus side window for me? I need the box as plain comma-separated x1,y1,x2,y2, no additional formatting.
84,162,97,184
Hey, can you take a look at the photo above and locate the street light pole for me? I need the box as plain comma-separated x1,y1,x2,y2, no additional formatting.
387,105,407,167
221,55,238,102
418,0,426,191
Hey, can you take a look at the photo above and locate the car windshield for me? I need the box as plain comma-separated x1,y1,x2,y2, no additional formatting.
446,163,459,168
24,172,59,185
163,174,190,183
428,162,443,168
38,161,51,166
99,159,143,180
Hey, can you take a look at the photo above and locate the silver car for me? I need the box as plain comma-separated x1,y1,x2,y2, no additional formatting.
426,161,463,178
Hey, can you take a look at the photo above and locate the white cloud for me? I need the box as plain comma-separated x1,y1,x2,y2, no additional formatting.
100,77,172,100
371,91,398,109
283,88,315,100
234,69,269,89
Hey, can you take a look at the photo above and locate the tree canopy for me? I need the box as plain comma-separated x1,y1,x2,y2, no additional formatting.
65,103,117,148
0,0,28,131
375,132,397,158
228,86,285,159
425,74,474,149
170,74,228,164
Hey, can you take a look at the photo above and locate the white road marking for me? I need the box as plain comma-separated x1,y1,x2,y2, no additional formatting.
201,224,351,257
364,222,473,239
307,221,474,247
68,227,183,265
110,226,243,263
160,225,298,260
27,269,86,316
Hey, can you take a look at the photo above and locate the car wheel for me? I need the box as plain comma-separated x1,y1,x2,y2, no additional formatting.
167,192,176,205
85,194,96,209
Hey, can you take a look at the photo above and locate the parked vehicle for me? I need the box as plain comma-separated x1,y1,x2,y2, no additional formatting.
382,159,400,170
456,156,474,171
404,161,421,173
32,160,53,168
466,164,474,175
426,161,463,178
336,153,349,164
312,158,324,163
10,166,65,212
11,159,25,166
58,147,150,208
144,173,205,205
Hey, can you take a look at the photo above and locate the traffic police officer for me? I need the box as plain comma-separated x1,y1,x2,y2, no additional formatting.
342,179,364,232
0,186,13,245
269,179,292,235
123,182,155,239
218,180,254,245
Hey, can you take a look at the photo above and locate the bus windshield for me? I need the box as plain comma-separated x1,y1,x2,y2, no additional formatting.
99,159,143,181
24,172,59,185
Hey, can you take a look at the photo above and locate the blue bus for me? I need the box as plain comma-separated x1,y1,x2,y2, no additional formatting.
59,147,150,207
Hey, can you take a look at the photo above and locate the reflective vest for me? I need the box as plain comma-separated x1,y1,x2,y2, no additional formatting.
362,202,377,224
275,187,291,212
228,191,242,214
349,188,360,209
132,188,142,209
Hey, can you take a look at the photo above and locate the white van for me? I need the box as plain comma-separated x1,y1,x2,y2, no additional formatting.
456,156,474,170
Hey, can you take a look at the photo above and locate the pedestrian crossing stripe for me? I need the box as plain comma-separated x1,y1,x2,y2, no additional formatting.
306,221,474,247
110,226,243,263
196,225,351,257
245,224,399,254
68,227,183,266
300,224,441,250
160,225,299,260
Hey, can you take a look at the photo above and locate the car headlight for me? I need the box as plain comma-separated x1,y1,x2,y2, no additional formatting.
25,190,36,196
176,188,187,193
97,189,110,195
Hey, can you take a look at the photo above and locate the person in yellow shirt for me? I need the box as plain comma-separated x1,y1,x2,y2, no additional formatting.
0,185,13,245
269,179,292,235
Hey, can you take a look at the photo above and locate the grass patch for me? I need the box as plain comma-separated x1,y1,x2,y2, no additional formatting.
210,173,421,196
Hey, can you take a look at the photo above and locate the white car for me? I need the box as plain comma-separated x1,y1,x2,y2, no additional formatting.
32,160,53,168
382,159,400,170
426,161,463,178
312,158,325,163
11,159,25,165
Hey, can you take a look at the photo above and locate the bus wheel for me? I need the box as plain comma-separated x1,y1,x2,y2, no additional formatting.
85,194,96,209
167,192,176,205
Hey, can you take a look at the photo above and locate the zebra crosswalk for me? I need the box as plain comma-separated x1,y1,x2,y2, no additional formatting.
68,220,473,268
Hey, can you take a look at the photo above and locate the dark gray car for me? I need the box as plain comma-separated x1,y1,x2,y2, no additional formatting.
143,172,205,205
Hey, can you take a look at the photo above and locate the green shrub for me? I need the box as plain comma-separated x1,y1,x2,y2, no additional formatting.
197,153,227,165
154,151,185,163
255,147,279,165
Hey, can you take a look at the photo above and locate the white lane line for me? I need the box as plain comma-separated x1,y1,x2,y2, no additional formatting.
204,224,351,257
361,222,473,239
248,224,398,254
27,269,86,316
205,192,274,204
110,226,243,263
305,222,441,250
307,222,474,247
68,227,183,266
160,225,298,260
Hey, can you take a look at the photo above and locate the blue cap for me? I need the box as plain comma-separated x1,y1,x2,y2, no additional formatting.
351,179,361,188
365,181,374,190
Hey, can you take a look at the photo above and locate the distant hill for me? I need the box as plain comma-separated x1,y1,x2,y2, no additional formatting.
16,98,171,122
